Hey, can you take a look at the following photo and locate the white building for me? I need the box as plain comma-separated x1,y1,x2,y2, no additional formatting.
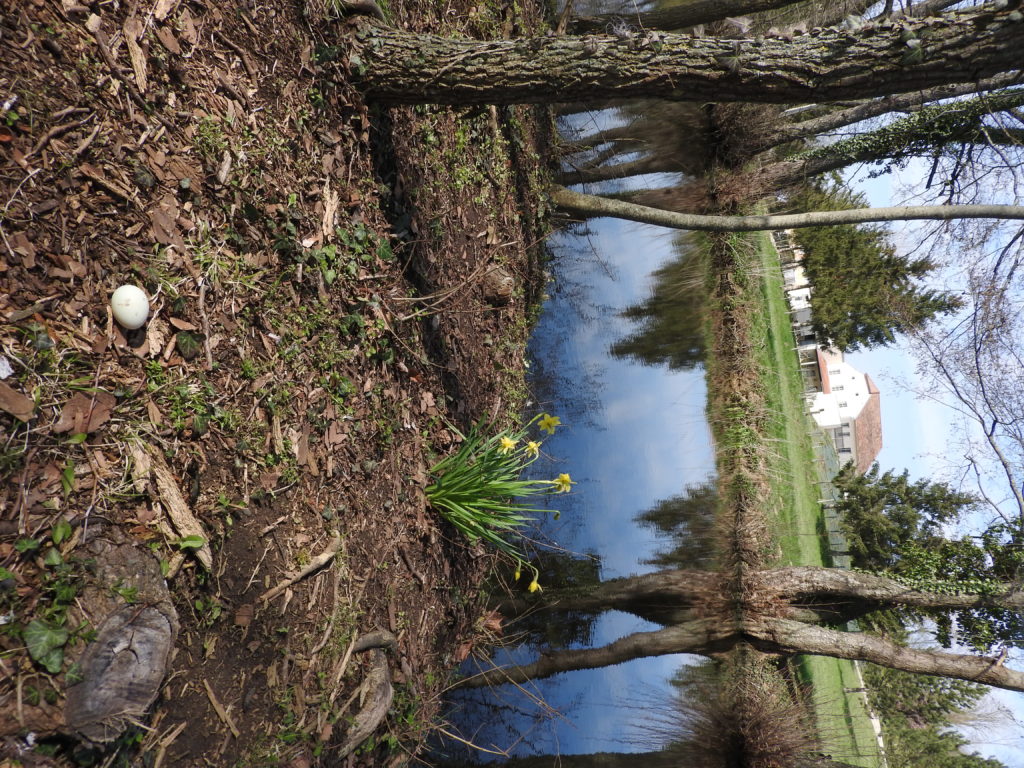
808,357,883,473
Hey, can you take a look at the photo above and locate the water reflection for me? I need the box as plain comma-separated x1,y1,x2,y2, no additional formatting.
431,211,718,761
610,234,708,372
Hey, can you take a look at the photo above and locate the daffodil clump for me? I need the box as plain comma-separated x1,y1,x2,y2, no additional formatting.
425,413,573,591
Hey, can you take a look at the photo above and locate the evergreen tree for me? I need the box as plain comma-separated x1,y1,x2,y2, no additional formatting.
833,462,977,571
864,664,1003,768
792,182,962,351
835,463,1024,650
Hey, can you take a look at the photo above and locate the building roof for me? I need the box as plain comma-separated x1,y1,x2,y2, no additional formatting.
853,376,883,473
817,348,831,394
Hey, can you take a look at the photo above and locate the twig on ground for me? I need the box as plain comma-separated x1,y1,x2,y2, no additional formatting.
203,679,241,738
198,278,214,370
26,115,93,158
260,534,343,603
213,30,258,84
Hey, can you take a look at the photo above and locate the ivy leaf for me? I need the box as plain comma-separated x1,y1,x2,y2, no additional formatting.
24,619,68,674
175,331,203,361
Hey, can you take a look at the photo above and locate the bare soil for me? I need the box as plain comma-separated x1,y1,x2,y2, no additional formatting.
0,0,552,764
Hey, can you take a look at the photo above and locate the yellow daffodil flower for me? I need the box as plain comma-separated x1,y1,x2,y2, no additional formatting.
528,579,542,593
498,436,517,454
525,440,541,458
538,413,561,435
553,473,574,493
514,568,522,581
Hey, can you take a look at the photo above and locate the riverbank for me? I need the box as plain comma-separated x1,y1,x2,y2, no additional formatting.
711,230,883,765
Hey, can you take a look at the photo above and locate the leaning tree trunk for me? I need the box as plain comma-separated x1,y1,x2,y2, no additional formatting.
552,186,1024,231
559,153,689,185
458,611,1024,692
494,569,716,626
568,0,807,33
353,9,1024,106
769,566,1024,614
746,616,1024,692
754,85,1024,185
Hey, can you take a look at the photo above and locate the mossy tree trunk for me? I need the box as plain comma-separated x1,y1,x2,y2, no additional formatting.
353,9,1024,107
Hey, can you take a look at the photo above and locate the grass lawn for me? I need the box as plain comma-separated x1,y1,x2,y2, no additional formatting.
750,232,884,768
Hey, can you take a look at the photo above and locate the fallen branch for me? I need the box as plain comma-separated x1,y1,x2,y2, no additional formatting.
259,534,343,603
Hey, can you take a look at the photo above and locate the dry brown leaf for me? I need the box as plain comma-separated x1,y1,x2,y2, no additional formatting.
150,207,185,250
0,381,35,422
146,398,164,426
168,317,198,331
453,641,473,663
52,391,116,434
481,610,504,635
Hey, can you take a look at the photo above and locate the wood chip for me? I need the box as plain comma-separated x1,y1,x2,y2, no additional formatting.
123,17,148,93
144,444,213,570
79,162,133,201
153,0,179,21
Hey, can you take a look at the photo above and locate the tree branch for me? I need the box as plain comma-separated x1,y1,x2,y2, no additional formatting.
455,621,732,688
552,186,1024,232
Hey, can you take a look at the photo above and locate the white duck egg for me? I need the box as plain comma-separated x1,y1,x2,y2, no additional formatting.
110,284,150,330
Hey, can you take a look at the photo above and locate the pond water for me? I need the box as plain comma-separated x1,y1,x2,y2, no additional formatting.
431,161,719,761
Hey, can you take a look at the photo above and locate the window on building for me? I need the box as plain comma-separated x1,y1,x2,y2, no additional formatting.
829,368,840,375
833,385,844,392
838,401,848,408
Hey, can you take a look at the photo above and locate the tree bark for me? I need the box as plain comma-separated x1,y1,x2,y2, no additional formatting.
455,621,735,688
746,616,1024,692
354,9,1024,106
552,186,1024,231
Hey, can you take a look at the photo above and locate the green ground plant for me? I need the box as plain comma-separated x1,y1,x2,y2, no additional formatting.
425,413,572,589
